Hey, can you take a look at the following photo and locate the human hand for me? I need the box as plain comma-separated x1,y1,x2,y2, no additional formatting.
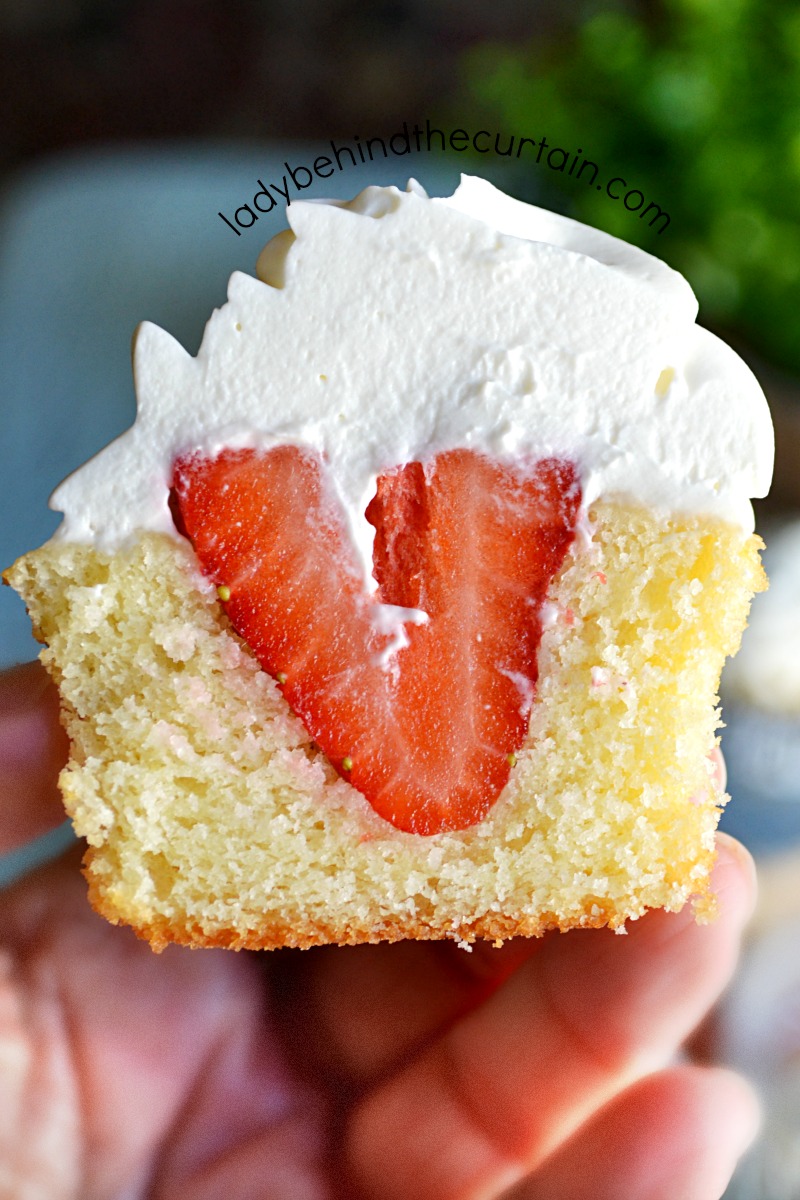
0,663,759,1199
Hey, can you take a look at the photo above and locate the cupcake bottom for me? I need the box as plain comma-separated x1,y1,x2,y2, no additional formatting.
6,501,765,951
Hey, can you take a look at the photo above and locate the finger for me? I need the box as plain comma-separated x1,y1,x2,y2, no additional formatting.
345,837,756,1200
1,851,325,1200
277,934,542,1086
509,1065,760,1200
0,663,68,853
274,764,732,1090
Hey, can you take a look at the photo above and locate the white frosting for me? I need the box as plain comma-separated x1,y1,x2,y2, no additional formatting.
51,174,773,585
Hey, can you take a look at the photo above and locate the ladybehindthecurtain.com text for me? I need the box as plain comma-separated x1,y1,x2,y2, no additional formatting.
217,119,670,237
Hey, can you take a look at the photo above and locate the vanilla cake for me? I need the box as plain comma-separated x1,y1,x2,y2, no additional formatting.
5,176,773,951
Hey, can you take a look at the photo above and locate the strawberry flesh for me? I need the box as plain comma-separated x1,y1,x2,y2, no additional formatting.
171,447,580,835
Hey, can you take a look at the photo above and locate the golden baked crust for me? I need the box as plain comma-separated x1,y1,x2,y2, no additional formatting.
5,500,765,951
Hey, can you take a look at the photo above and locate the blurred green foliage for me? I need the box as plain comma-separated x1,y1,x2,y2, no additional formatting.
466,0,800,372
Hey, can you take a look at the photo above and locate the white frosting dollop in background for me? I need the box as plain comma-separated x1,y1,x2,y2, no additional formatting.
51,174,774,581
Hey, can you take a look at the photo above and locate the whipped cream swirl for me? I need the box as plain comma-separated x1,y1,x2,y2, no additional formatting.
51,175,774,583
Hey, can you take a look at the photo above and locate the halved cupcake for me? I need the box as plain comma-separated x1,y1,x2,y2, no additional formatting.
5,176,772,951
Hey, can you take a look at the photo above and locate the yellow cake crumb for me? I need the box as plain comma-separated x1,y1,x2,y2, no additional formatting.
4,499,765,951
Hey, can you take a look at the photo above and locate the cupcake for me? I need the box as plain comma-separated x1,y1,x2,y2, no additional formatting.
5,176,773,950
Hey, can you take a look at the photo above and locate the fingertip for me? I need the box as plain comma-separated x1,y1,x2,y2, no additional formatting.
507,1065,762,1200
0,660,52,712
0,661,68,853
660,1066,762,1200
704,1066,762,1158
712,833,758,930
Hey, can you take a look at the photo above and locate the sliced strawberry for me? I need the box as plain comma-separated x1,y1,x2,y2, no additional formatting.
171,446,580,835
